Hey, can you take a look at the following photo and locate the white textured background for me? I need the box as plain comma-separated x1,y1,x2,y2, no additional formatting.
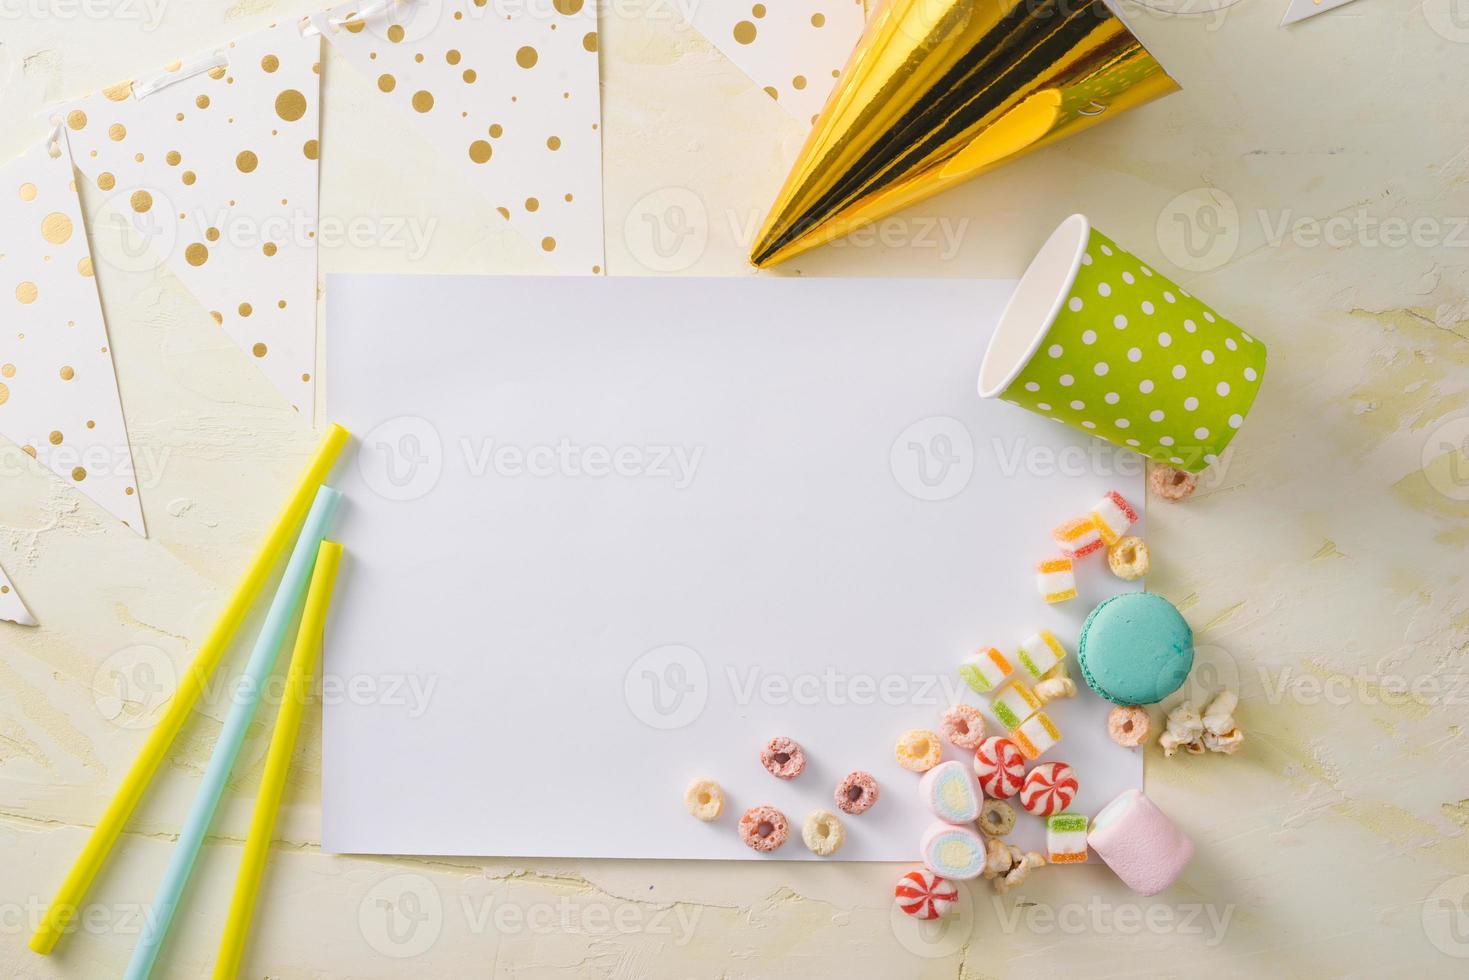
3,0,1469,976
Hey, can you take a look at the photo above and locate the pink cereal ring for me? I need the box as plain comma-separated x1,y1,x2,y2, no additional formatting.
738,805,790,853
760,736,806,779
940,704,988,750
835,770,880,815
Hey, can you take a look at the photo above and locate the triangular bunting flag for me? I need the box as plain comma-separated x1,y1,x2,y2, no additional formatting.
1281,0,1362,25
0,563,36,626
686,0,866,124
62,21,323,415
0,129,146,534
312,0,604,275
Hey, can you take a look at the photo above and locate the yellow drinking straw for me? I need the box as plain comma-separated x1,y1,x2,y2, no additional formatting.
30,424,350,955
213,540,342,980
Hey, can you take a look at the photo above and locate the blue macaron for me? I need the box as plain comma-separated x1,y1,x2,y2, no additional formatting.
1077,593,1194,705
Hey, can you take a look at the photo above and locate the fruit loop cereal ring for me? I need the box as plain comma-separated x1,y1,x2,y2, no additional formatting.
940,703,987,750
1036,557,1077,604
895,729,942,772
979,798,1017,837
1053,515,1103,558
738,805,789,853
894,870,958,920
802,810,845,856
835,770,880,814
683,778,724,821
959,647,1014,694
1149,465,1198,501
1047,813,1088,864
1017,630,1067,681
972,736,1025,798
921,822,987,880
1012,712,1061,761
1107,536,1150,581
759,736,806,780
990,681,1041,730
1020,761,1078,817
1107,705,1151,747
1089,490,1138,546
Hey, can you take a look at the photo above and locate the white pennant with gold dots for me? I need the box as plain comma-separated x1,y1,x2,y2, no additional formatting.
686,0,866,125
61,21,322,416
312,0,604,275
1281,0,1361,25
0,563,36,626
0,130,146,535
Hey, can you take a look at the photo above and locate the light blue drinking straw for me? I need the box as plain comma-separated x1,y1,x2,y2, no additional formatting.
123,485,342,980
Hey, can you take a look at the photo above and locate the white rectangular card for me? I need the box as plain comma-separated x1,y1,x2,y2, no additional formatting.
323,274,1144,860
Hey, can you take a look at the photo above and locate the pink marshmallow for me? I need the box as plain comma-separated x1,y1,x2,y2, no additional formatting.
1088,789,1193,896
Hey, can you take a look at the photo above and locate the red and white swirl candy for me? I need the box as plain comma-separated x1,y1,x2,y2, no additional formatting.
972,736,1025,799
1019,761,1078,816
894,869,958,920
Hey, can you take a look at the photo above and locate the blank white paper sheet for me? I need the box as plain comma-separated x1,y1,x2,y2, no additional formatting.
323,274,1144,861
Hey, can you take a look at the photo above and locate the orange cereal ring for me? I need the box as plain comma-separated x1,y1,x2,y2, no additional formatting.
895,729,942,772
738,805,789,853
1107,705,1151,747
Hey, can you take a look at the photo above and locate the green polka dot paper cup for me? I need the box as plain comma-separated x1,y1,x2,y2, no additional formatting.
978,215,1266,472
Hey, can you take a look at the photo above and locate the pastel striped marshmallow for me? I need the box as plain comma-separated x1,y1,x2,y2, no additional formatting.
959,647,1013,694
989,681,1041,731
1052,515,1104,557
894,869,959,919
1017,629,1067,680
1010,712,1061,761
1088,490,1138,546
920,822,987,880
1046,813,1089,864
1035,558,1077,603
918,760,981,823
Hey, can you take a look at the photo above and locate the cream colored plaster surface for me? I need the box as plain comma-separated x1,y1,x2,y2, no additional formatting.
3,1,1469,977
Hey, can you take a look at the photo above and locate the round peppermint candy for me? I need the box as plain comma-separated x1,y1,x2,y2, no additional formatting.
972,736,1025,798
894,869,958,920
1020,761,1078,816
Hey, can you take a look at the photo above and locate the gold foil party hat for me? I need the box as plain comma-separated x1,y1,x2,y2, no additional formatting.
749,0,1179,268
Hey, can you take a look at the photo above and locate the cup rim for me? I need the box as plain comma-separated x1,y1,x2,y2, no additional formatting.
977,213,1091,398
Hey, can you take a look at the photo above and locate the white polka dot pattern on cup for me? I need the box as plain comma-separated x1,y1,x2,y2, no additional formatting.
999,226,1267,471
